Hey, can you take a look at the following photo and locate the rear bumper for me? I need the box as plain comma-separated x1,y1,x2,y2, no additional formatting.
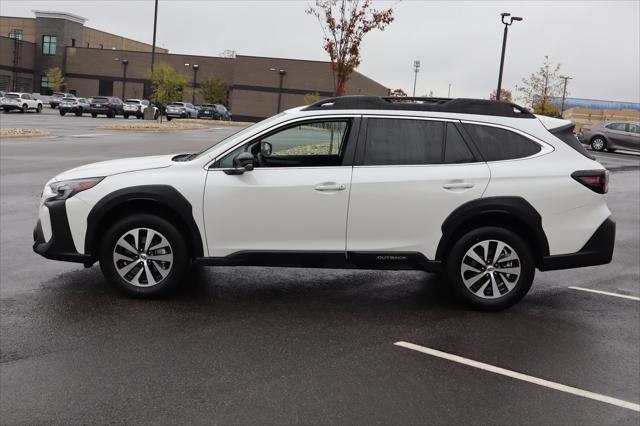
33,199,93,265
2,104,22,110
539,217,615,271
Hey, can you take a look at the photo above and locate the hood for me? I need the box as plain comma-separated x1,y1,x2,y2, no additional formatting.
55,154,174,181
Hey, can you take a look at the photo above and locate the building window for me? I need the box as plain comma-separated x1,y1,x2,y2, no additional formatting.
98,80,113,96
42,35,57,55
40,75,52,95
71,38,76,47
8,29,23,40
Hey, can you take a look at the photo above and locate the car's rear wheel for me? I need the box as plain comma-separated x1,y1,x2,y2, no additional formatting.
21,104,27,113
36,104,42,113
91,113,97,118
445,226,534,311
75,108,83,116
166,116,172,121
124,113,130,119
591,136,606,151
100,214,190,297
59,109,66,116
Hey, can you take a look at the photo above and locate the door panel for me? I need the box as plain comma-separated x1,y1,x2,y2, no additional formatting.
204,167,352,257
346,164,490,259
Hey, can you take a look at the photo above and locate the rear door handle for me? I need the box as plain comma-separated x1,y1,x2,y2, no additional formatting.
315,182,346,192
442,182,475,190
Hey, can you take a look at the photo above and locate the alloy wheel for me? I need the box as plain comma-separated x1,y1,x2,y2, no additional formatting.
591,138,605,151
460,239,521,299
112,228,173,287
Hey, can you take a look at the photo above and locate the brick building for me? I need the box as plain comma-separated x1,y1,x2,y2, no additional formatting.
0,11,388,121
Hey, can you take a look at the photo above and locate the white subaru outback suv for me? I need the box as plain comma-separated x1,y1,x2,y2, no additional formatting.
33,96,615,310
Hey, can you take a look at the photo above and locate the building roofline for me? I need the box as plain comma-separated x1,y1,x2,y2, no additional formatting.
32,10,87,24
0,15,36,21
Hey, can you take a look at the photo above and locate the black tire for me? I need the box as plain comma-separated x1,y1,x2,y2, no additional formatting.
91,113,98,118
36,104,42,113
99,214,190,298
75,108,83,117
3,108,9,113
166,116,172,121
21,104,27,113
445,226,535,311
590,136,607,151
123,113,130,119
59,109,66,116
108,111,115,118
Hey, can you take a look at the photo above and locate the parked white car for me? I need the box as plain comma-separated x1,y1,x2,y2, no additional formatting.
33,96,615,310
1,92,43,113
123,99,159,119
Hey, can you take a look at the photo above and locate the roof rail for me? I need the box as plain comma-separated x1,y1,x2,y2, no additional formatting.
303,96,535,118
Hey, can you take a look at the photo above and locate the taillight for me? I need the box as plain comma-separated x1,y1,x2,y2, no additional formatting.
571,170,609,194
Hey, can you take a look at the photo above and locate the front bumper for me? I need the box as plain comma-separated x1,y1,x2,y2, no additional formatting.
539,217,615,271
33,199,93,265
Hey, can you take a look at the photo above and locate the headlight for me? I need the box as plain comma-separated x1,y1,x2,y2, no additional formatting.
46,177,104,201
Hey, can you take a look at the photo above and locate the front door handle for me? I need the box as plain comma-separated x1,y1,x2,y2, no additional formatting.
315,182,346,192
442,182,475,190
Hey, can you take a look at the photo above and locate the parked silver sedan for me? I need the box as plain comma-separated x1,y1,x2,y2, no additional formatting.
579,121,640,153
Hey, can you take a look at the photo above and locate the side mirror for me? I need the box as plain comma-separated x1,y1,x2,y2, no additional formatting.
224,152,254,175
261,141,273,156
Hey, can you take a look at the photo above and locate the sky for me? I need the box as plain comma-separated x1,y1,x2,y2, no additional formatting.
2,0,639,103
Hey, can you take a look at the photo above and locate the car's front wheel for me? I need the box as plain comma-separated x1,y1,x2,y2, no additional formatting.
36,104,42,113
100,214,190,297
445,226,534,311
591,136,607,151
21,104,27,113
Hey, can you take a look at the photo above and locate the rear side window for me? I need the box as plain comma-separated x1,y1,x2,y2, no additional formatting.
605,123,626,131
444,123,475,164
463,124,541,161
364,118,444,165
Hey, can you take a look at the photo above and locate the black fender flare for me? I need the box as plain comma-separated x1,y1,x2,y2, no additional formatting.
84,185,204,258
435,196,550,262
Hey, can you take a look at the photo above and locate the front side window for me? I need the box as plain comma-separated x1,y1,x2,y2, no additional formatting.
463,124,541,161
42,35,57,55
218,120,350,168
606,122,627,132
444,123,476,164
363,118,444,166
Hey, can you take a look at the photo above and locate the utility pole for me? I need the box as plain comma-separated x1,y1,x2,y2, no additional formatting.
412,60,420,97
448,83,451,98
269,68,287,113
121,59,128,99
559,75,572,118
496,12,523,101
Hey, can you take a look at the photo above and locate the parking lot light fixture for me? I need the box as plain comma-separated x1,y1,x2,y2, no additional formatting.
412,60,421,97
269,67,287,113
192,64,199,105
559,75,572,117
115,58,129,99
496,13,523,101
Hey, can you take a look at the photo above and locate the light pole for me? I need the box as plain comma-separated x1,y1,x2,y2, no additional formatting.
495,12,522,101
150,0,158,73
186,63,199,104
412,60,420,97
115,58,128,99
269,67,287,113
448,83,451,98
559,75,572,117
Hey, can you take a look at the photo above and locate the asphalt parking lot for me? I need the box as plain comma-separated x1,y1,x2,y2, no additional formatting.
1,111,639,424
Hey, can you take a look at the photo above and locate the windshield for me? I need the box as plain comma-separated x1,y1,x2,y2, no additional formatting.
194,112,287,159
93,97,108,102
62,97,76,101
5,94,19,98
169,103,185,106
125,100,140,104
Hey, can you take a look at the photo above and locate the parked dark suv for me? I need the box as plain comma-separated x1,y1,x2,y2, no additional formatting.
89,96,124,118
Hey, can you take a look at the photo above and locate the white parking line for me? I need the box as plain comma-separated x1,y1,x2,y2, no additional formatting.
394,341,640,413
569,286,640,301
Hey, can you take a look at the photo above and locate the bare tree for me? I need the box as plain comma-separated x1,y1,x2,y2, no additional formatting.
489,88,513,102
516,56,566,114
390,88,408,97
307,0,395,96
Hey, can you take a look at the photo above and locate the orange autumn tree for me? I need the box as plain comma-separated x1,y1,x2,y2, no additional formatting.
307,0,394,96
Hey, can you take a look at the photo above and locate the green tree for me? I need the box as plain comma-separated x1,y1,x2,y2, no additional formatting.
303,92,322,105
199,77,228,105
148,63,187,122
307,0,394,96
516,56,566,116
44,67,65,92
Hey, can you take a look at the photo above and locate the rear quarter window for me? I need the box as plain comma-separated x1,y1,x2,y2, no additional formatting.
463,124,541,161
